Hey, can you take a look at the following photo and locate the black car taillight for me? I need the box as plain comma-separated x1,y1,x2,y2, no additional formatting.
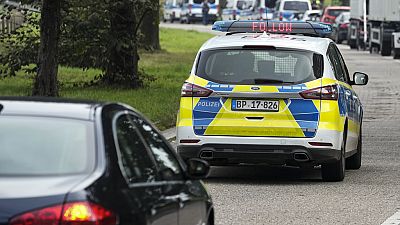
300,85,338,100
181,82,213,97
9,201,117,225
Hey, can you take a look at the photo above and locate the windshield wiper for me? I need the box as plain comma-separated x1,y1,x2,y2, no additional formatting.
253,79,295,85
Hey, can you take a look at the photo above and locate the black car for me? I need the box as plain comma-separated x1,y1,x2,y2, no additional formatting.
331,11,350,44
0,97,214,225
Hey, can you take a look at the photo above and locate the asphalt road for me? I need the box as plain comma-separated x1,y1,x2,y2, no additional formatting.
165,24,400,224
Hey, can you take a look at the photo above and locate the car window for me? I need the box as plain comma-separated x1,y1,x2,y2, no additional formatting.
333,45,351,83
327,45,346,82
197,48,321,85
327,9,349,17
275,0,280,11
0,116,95,176
129,114,184,181
283,1,309,11
114,114,157,183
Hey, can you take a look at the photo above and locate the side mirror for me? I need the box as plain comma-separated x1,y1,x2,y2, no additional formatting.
352,72,369,85
186,158,210,179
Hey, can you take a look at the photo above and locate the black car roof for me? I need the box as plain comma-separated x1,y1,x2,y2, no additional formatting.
0,96,105,120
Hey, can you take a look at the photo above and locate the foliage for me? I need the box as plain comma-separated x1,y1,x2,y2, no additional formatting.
0,28,214,129
0,0,160,87
0,7,40,77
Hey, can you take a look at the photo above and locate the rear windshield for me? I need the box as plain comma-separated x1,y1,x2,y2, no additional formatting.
237,0,254,10
196,49,322,85
283,1,309,11
327,9,349,17
0,116,95,176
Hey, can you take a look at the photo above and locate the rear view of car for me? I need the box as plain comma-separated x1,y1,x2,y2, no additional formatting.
180,0,220,23
321,6,350,24
275,0,311,21
332,11,350,43
177,21,368,182
0,98,214,225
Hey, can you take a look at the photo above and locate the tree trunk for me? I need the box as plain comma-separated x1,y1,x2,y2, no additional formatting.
103,0,141,88
139,2,160,51
32,0,61,96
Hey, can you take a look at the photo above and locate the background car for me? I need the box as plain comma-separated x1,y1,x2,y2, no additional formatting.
180,0,220,24
320,6,350,24
331,11,350,44
274,0,312,21
0,97,214,225
301,9,322,21
163,0,183,23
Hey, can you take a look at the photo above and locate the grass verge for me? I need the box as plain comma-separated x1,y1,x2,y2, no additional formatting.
0,28,214,130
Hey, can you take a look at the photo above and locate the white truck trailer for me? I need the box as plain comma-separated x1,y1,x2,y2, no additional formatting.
368,0,400,57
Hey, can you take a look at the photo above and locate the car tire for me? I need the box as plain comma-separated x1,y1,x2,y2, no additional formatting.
381,41,391,56
321,131,346,182
349,39,357,49
346,127,362,170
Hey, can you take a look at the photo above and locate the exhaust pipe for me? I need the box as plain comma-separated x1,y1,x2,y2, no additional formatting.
293,152,310,162
200,150,213,159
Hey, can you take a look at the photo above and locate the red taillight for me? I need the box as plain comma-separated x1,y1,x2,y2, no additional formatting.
299,85,338,100
181,82,213,97
340,23,349,29
279,13,283,21
188,4,192,14
10,202,117,225
233,9,236,16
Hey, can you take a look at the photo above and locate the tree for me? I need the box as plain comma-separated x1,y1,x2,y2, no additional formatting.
139,0,160,51
32,0,61,96
102,0,141,88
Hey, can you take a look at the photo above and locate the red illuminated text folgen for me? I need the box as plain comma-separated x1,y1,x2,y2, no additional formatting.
252,22,293,32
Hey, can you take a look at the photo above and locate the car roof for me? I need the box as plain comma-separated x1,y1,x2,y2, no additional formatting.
0,97,103,120
200,33,332,54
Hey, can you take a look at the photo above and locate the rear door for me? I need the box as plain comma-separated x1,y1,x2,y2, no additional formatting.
130,113,209,225
192,47,323,138
114,113,179,225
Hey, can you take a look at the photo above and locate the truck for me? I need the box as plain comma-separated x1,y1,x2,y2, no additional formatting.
348,0,368,50
368,0,400,57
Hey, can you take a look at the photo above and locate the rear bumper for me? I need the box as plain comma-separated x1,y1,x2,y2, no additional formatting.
176,126,343,166
178,144,341,166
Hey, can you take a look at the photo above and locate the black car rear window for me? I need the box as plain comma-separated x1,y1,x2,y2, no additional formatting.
196,48,323,85
0,116,95,176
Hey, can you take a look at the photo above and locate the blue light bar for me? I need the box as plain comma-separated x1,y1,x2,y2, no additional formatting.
212,20,332,37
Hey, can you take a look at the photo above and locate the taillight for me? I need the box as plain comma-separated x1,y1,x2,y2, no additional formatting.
299,85,338,100
181,82,213,97
188,4,192,14
279,13,283,21
9,202,117,225
340,23,349,29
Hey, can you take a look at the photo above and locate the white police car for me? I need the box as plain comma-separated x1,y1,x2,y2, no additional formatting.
176,20,368,181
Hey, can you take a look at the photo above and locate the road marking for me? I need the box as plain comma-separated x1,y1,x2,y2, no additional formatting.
381,211,400,225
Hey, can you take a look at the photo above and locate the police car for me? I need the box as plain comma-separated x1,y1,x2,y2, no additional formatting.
176,20,369,181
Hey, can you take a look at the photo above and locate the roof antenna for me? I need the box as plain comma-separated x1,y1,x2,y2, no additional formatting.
261,31,269,38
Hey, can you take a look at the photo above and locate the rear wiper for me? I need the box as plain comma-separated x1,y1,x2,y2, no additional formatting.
253,79,295,84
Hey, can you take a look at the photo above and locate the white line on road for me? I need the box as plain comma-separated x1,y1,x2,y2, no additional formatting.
381,211,400,225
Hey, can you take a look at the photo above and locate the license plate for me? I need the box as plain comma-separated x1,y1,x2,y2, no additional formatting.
232,99,279,111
